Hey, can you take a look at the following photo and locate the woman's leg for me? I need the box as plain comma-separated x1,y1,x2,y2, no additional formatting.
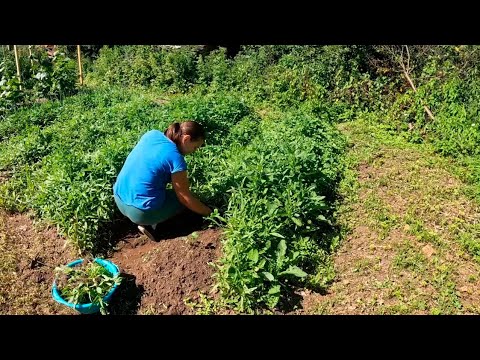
114,190,184,226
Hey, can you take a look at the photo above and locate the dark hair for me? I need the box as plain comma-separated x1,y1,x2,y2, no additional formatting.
164,120,206,146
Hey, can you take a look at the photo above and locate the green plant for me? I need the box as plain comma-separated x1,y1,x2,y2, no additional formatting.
0,62,25,115
30,50,78,100
54,259,121,315
0,46,79,118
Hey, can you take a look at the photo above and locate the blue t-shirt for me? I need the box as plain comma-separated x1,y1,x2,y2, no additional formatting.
113,130,187,210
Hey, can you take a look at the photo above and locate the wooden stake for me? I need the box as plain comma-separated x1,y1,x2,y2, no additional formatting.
77,45,83,86
13,45,22,90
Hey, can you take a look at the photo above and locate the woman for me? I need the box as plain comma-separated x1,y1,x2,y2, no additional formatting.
113,120,212,241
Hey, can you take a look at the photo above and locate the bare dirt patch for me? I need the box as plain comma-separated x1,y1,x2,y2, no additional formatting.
0,209,223,315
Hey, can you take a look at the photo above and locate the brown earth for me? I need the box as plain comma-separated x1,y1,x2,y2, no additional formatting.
0,209,222,315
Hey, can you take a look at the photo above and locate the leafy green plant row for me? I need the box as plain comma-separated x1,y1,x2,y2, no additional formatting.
0,88,253,253
189,109,346,311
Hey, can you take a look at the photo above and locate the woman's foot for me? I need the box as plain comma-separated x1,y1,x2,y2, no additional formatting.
137,225,157,242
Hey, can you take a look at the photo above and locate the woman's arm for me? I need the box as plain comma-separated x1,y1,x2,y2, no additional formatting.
171,170,212,216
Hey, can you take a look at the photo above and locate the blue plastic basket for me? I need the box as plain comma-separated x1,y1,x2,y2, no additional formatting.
52,258,120,314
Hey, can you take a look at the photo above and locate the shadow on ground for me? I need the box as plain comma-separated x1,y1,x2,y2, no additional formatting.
153,209,209,241
278,224,341,313
108,209,210,246
108,273,144,315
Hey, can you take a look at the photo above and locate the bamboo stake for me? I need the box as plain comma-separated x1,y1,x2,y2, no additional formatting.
13,45,22,90
77,45,83,86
